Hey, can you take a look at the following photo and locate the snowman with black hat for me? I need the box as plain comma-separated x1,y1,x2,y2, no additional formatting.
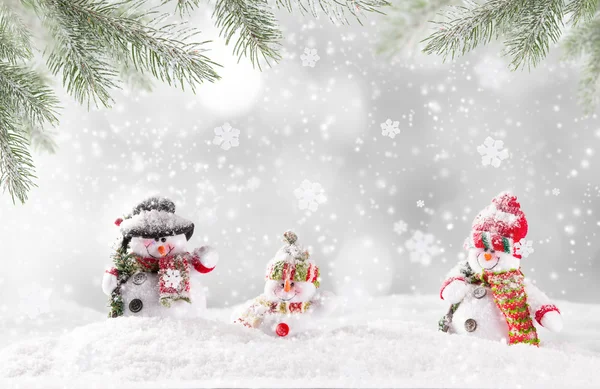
102,196,218,318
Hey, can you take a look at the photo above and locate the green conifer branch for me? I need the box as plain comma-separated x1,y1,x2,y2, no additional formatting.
0,4,33,64
503,0,564,70
0,108,37,204
376,0,454,56
213,0,282,68
565,0,599,26
0,62,59,129
276,0,390,24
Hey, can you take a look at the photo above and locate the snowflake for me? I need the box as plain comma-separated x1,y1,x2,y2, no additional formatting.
416,200,425,208
213,122,240,150
552,188,560,196
477,136,509,167
294,180,326,212
514,239,535,258
393,220,408,235
300,48,320,67
380,119,400,138
404,230,440,266
164,269,182,289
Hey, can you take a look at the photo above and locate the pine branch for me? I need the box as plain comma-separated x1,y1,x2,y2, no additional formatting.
504,0,564,70
0,62,59,128
422,0,524,60
37,0,220,107
0,107,36,204
276,0,390,24
564,15,600,112
213,0,283,68
43,11,119,107
0,4,33,64
29,125,58,154
565,0,599,26
376,0,455,56
164,0,201,16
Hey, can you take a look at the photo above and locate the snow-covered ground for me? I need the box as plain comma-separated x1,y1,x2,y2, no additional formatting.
2,295,600,388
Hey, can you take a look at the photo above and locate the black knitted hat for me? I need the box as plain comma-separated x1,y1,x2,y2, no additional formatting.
118,197,194,240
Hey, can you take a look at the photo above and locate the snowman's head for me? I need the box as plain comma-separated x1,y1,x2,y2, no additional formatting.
263,231,320,303
264,279,317,303
129,233,188,259
467,247,520,273
465,192,529,273
117,197,195,257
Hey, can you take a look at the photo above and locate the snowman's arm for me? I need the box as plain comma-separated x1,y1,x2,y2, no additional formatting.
102,267,119,295
234,298,268,328
524,278,563,332
440,261,470,303
190,246,219,274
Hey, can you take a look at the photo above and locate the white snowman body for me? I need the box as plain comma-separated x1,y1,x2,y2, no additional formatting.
119,272,207,318
442,248,562,341
447,283,510,341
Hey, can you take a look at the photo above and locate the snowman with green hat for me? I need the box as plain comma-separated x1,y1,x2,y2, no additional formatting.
234,231,335,337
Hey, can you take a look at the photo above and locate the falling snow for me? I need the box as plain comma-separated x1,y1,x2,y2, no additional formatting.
300,48,320,67
477,137,509,167
514,239,535,258
213,123,240,150
404,230,441,266
294,180,327,212
380,119,400,138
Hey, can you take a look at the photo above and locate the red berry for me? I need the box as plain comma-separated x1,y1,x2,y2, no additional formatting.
114,218,123,226
276,323,289,337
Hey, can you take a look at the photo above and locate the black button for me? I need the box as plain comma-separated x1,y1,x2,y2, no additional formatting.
465,318,477,332
129,299,143,313
132,272,147,285
473,287,487,299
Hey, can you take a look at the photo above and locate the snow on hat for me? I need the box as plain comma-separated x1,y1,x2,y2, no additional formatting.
464,192,528,258
117,197,195,240
265,231,320,288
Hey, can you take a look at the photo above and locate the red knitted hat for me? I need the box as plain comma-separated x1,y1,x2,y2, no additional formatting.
464,192,528,258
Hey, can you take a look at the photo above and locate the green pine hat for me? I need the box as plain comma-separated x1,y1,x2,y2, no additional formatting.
265,231,320,288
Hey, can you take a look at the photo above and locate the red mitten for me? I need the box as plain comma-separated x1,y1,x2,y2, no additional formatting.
440,277,469,304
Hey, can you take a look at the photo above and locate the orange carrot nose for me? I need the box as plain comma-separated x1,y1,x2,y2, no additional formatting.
284,280,292,292
484,253,492,261
157,246,166,256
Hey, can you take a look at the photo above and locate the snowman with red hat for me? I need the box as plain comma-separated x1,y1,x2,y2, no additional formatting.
439,192,563,345
234,231,333,337
101,196,219,318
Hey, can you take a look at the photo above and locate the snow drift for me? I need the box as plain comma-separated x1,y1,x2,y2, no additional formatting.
1,295,599,388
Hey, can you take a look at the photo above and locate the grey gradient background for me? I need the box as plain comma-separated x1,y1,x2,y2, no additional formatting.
1,4,599,320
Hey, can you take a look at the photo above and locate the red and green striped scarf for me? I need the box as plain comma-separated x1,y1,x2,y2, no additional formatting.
480,269,540,346
235,296,312,328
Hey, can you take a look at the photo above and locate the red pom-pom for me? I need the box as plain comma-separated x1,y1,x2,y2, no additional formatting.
276,323,289,337
114,218,123,226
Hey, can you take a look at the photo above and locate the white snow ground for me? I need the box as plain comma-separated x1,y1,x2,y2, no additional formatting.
1,295,600,388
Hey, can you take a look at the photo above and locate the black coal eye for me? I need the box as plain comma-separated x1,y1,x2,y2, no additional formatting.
291,282,295,287
484,248,488,252
161,237,166,243
280,283,284,288
154,237,159,242
490,249,495,254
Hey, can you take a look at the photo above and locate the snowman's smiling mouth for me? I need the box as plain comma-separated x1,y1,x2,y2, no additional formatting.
144,243,174,259
277,293,297,302
477,256,499,270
